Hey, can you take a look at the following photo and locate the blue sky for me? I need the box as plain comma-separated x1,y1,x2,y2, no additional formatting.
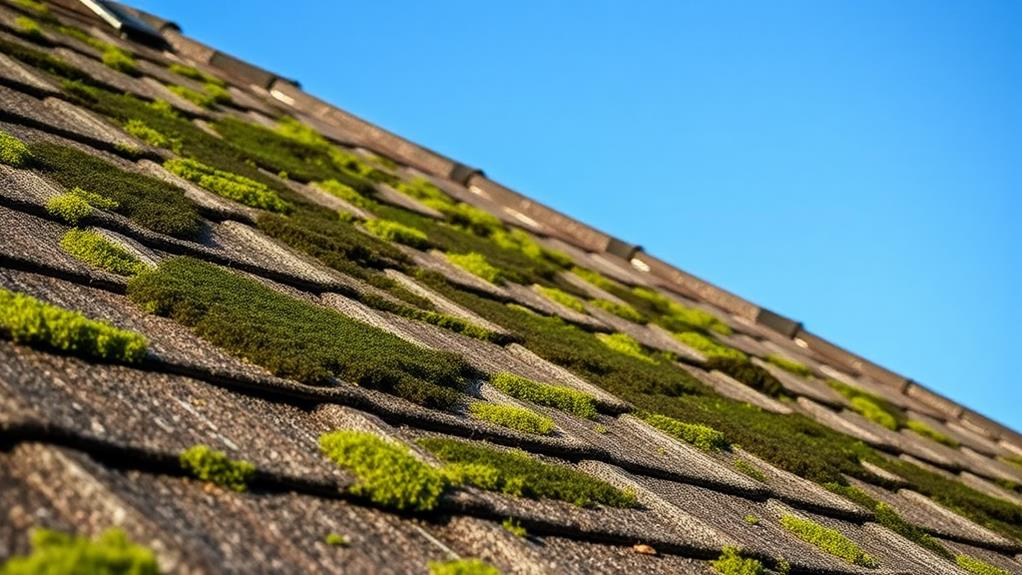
135,1,1021,431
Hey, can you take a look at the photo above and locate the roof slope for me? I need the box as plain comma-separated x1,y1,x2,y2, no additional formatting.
0,2,1020,574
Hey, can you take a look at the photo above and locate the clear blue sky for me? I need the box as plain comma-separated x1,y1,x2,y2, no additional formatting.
134,1,1021,431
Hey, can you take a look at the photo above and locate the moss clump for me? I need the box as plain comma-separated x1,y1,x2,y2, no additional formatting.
14,16,44,40
10,0,49,15
711,546,764,575
167,84,214,108
318,179,374,209
100,48,137,75
571,266,619,290
319,430,446,511
674,331,747,362
426,201,504,238
779,514,878,567
589,299,644,323
596,332,654,363
743,514,761,526
488,372,598,420
60,229,147,276
179,444,255,492
167,63,225,87
45,193,92,225
705,356,786,398
850,396,899,431
0,130,31,167
491,228,571,268
164,158,290,213
202,82,232,105
501,518,526,537
428,559,501,575
419,437,637,508
122,119,178,152
324,533,349,547
641,413,729,452
447,252,504,284
0,288,147,362
765,354,812,378
535,286,585,313
631,287,733,336
30,142,201,239
0,528,158,575
734,459,767,482
905,420,959,448
468,403,555,435
364,219,429,249
129,258,475,408
955,554,1011,575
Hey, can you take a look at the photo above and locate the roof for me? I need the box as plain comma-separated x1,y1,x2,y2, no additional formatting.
0,1,1020,574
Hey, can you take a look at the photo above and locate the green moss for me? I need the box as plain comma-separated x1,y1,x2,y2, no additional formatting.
905,420,959,448
179,444,255,492
491,228,571,268
0,37,95,85
324,533,349,547
711,546,764,575
100,48,137,75
168,84,214,108
424,201,505,238
10,0,49,15
0,288,147,362
631,287,733,336
319,430,446,511
779,514,878,567
1003,455,1022,470
743,514,761,525
167,63,225,87
765,354,812,378
0,130,31,167
128,258,474,407
501,518,526,537
0,528,158,575
447,252,504,284
535,285,585,312
706,356,785,398
164,157,290,213
674,331,747,362
364,219,429,249
850,396,899,431
571,266,619,290
428,559,501,575
468,403,555,435
734,459,767,482
593,424,608,434
419,437,637,508
589,299,644,323
641,413,729,452
488,372,598,420
13,16,43,40
60,229,147,276
596,332,654,363
318,179,374,209
45,193,92,224
122,119,177,151
30,142,202,239
202,82,231,105
955,554,1011,575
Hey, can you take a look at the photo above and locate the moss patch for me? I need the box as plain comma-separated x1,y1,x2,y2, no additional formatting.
905,419,959,448
123,119,177,152
743,514,761,525
45,192,92,224
0,130,31,167
100,48,137,75
0,288,146,362
631,287,732,336
955,554,1011,575
535,285,585,313
164,157,290,213
128,258,475,408
596,332,654,363
711,546,764,575
324,533,349,547
179,444,255,492
502,517,526,537
30,142,201,239
706,356,785,398
319,430,445,511
827,380,905,430
589,299,643,323
766,354,812,378
0,528,158,575
364,219,429,249
167,63,225,87
641,413,729,452
468,402,555,435
419,437,637,508
489,372,598,420
167,84,214,109
734,459,767,482
674,331,747,362
779,514,877,567
13,16,43,40
428,559,501,575
0,36,96,85
446,252,504,284
60,229,146,276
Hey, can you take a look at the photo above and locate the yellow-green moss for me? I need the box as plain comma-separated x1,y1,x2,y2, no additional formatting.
905,420,959,448
428,558,501,575
324,533,349,547
734,459,767,482
45,193,92,224
779,514,877,568
14,16,43,40
673,331,747,362
488,372,598,419
711,546,764,575
535,285,585,312
743,514,761,526
641,413,730,452
849,396,899,431
468,402,555,435
955,554,1011,575
0,130,31,167
100,48,137,75
589,299,644,322
364,219,429,249
447,252,504,284
167,84,214,108
60,229,147,276
164,157,290,213
167,63,225,87
179,444,255,492
596,332,654,363
765,354,812,378
0,528,158,575
501,518,526,537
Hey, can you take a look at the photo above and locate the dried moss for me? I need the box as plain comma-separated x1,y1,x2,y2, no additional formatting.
0,528,158,575
447,252,504,284
0,130,31,167
179,444,255,492
468,402,555,435
428,559,501,575
779,514,877,567
319,430,446,511
419,437,637,508
164,157,291,213
904,420,959,448
364,218,429,249
711,546,764,575
674,331,747,362
589,299,644,322
535,285,585,312
60,229,147,276
489,372,598,419
128,257,474,408
0,288,146,363
641,413,730,452
765,354,812,378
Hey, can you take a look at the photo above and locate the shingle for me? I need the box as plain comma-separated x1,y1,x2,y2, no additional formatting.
680,363,794,415
384,269,512,337
0,51,58,94
136,157,261,222
937,537,1022,575
752,356,849,408
958,471,1022,507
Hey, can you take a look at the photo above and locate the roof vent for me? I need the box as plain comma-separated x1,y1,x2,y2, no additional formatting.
78,0,169,49
449,163,483,186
